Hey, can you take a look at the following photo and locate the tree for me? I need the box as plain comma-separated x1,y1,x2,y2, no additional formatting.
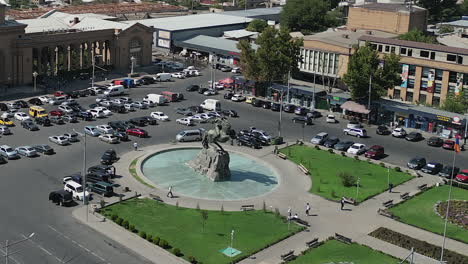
438,24,454,34
418,0,458,22
246,19,268,33
280,0,337,33
200,210,208,233
461,0,468,15
441,92,468,114
398,29,437,44
343,42,401,101
237,39,260,81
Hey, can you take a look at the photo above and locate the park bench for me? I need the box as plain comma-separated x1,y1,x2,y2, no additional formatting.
280,250,295,261
343,197,356,205
149,193,163,202
377,208,397,219
298,163,309,175
335,233,352,244
293,218,310,227
400,192,410,200
417,184,428,191
382,200,394,208
240,205,254,211
306,238,319,248
277,152,287,159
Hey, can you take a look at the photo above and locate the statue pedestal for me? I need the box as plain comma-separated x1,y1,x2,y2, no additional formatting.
187,148,231,182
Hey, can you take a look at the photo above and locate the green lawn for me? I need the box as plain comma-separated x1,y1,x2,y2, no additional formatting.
290,239,399,264
280,145,413,202
103,198,302,264
389,185,468,243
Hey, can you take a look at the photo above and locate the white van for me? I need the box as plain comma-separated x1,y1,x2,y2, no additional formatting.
104,85,125,96
155,73,172,82
176,129,203,142
144,94,168,105
200,99,220,111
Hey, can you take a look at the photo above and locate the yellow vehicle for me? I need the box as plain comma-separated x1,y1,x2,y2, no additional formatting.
246,96,255,104
29,106,48,118
0,118,14,126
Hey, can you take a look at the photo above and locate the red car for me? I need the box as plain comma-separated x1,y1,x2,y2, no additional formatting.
442,140,455,150
54,91,66,97
364,145,385,159
126,128,148,138
455,170,468,183
49,110,64,117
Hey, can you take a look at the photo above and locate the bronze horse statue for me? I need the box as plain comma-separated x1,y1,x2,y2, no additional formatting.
201,118,236,152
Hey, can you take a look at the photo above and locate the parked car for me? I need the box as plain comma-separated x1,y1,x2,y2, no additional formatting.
58,105,74,114
0,118,14,126
347,121,363,129
113,131,129,141
35,117,51,126
364,145,385,159
49,116,65,125
271,103,281,111
407,157,426,170
311,132,328,145
176,118,194,126
292,116,313,125
323,137,340,148
326,115,337,123
306,111,322,119
421,162,443,175
126,128,148,138
442,140,455,150
38,96,51,104
439,166,460,179
62,114,78,123
84,126,101,137
252,99,265,107
96,124,114,134
63,133,79,143
48,135,69,145
283,104,296,113
0,145,20,159
76,111,93,121
347,143,366,155
49,190,73,206
231,94,246,102
405,132,423,142
15,146,37,157
101,149,118,165
224,92,234,100
188,106,204,114
33,144,54,155
294,107,308,115
376,125,390,135
427,137,444,147
220,65,232,72
455,170,468,183
150,112,169,121
129,117,148,127
0,125,11,135
14,100,29,108
343,128,367,138
221,109,238,118
14,112,30,121
88,164,116,178
141,116,158,125
237,135,261,149
186,84,200,92
99,134,119,144
334,141,354,151
28,98,43,106
63,180,89,201
0,103,7,111
21,119,39,131
89,181,114,197
392,128,407,138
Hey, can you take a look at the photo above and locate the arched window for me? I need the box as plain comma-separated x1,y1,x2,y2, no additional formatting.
129,38,142,67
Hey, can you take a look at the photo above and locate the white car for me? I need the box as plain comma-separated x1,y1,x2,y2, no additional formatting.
98,134,119,144
208,111,222,118
112,99,125,105
199,113,214,120
204,89,218,96
38,96,51,104
64,180,90,201
326,115,337,123
14,112,30,121
48,96,67,105
124,103,134,111
61,99,77,106
99,100,113,107
151,112,169,121
58,105,74,113
142,99,155,108
251,128,272,141
84,126,100,137
231,67,241,73
176,118,194,126
231,94,246,102
120,97,133,103
96,124,114,134
392,128,407,138
96,95,110,103
132,101,148,109
88,109,105,118
347,121,363,129
93,107,112,116
1,109,17,118
15,146,37,157
189,115,207,123
6,102,20,109
48,135,69,146
171,72,185,79
347,143,366,155
0,145,19,159
63,133,79,142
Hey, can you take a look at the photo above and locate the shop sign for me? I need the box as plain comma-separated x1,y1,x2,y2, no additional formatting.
452,116,462,125
436,115,451,122
333,96,340,100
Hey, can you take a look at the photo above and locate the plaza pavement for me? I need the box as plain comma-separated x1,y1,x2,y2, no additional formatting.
73,142,468,264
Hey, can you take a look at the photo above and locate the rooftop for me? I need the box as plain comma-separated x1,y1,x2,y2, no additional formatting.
352,3,426,13
437,34,468,49
19,16,131,34
223,29,258,39
221,7,282,18
303,29,397,49
174,35,257,56
127,13,252,31
440,20,468,28
359,35,468,56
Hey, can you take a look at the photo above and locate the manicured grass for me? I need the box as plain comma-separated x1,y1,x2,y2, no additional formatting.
389,185,468,243
290,239,399,264
129,158,155,189
280,145,413,202
103,198,302,264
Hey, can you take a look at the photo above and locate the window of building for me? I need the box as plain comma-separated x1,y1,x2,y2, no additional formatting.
409,65,416,76
393,89,401,99
449,71,457,83
432,97,440,107
401,48,407,55
422,67,430,78
435,69,443,81
385,46,390,52
378,45,383,52
408,49,413,56
457,56,463,64
447,54,457,62
408,78,415,89
464,73,468,85
448,85,456,95
421,80,428,91
435,82,442,94
418,94,427,104
430,52,435,60
406,92,414,102
371,44,377,50
420,50,430,58
391,46,396,53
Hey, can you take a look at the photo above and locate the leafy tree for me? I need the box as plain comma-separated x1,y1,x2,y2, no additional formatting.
441,92,468,114
343,42,401,101
461,0,468,15
246,19,268,32
398,29,437,44
418,0,458,22
280,0,337,33
237,39,260,81
438,24,454,34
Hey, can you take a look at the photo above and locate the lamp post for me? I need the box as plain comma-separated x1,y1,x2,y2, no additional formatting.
91,55,102,88
32,72,38,92
73,129,88,222
3,233,35,264
130,56,136,75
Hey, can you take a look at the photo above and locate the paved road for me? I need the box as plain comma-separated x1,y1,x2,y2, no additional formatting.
0,66,467,264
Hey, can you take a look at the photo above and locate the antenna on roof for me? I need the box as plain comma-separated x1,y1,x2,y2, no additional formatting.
405,0,413,12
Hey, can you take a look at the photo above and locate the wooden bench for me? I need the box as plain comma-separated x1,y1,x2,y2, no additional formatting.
149,193,163,202
343,197,356,205
280,250,295,261
377,208,397,219
298,163,309,175
277,152,287,159
417,184,428,191
240,205,254,211
382,200,394,208
293,218,310,227
400,192,410,200
306,238,319,248
335,233,352,244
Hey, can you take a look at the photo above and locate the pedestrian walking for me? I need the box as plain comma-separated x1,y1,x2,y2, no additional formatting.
167,186,174,198
305,203,310,216
287,207,292,218
133,142,138,151
340,197,345,210
388,183,393,193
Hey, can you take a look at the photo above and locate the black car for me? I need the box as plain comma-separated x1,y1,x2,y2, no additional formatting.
88,164,116,178
109,104,126,113
89,182,114,197
67,91,79,99
139,76,155,85
28,98,42,106
224,92,234,100
141,116,158,125
405,132,423,142
70,105,85,112
14,100,29,108
421,162,443,175
334,141,354,151
35,117,51,126
306,111,322,119
237,135,261,149
78,89,91,97
63,174,83,184
262,102,271,109
188,106,204,114
129,117,148,126
176,93,184,101
49,116,65,125
427,136,444,147
176,108,193,116
292,116,313,125
101,149,118,165
108,121,127,132
33,144,54,155
407,157,426,170
439,166,460,179
283,104,296,113
113,131,129,141
248,132,270,146
198,87,208,94
186,84,200,92
222,109,238,117
77,111,93,121
295,107,309,116
323,137,340,148
271,103,281,111
86,172,110,184
252,99,265,107
49,190,73,206
21,119,39,131
0,103,8,111
376,125,390,135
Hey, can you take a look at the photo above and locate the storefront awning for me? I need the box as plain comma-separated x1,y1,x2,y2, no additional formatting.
340,101,370,114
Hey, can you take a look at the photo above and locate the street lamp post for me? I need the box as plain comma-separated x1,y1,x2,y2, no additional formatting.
91,55,102,88
32,72,38,93
73,129,88,222
130,56,136,75
2,233,35,264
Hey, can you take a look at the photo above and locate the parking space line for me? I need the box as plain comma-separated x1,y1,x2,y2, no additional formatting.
0,246,21,264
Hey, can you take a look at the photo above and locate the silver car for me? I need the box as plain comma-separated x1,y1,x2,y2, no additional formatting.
98,134,119,144
63,133,80,142
132,101,148,109
0,145,19,159
48,135,69,146
124,103,134,111
96,125,114,134
0,125,11,135
84,126,101,137
15,146,37,157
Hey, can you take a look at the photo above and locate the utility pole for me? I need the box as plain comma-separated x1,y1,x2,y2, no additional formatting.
368,74,372,121
74,129,88,221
